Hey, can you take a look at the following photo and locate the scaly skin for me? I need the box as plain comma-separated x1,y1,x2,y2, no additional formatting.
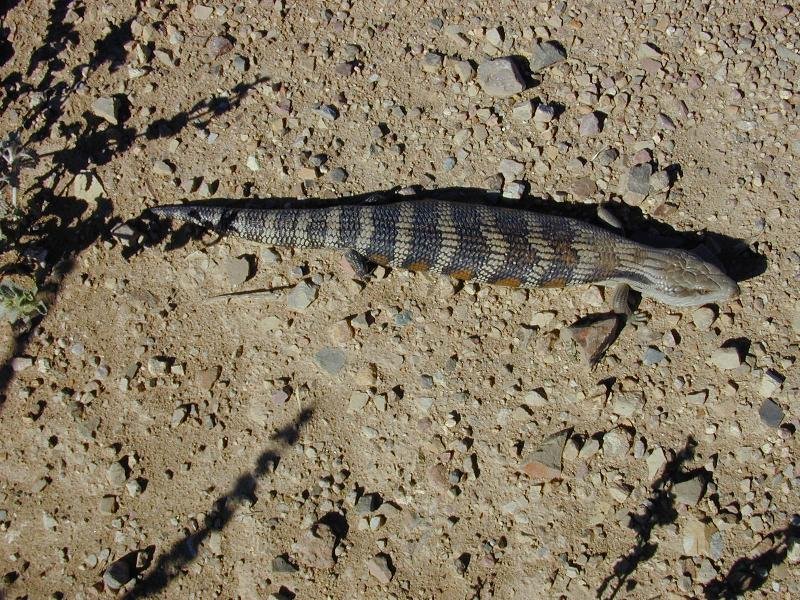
150,199,739,308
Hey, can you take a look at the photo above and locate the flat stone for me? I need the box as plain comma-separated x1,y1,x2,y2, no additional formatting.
643,347,666,365
683,517,719,557
758,370,784,398
452,60,475,81
329,167,348,183
578,438,600,459
578,112,601,136
533,103,556,123
286,281,318,310
476,57,526,98
91,96,120,125
758,399,784,428
355,493,381,514
530,40,566,72
314,347,346,375
192,5,214,19
295,523,336,569
366,554,394,584
511,100,534,121
106,461,127,487
650,170,671,192
10,356,33,372
612,393,645,417
628,164,653,195
646,446,667,479
692,307,716,328
593,147,618,166
571,176,597,198
673,476,706,505
196,366,220,390
638,42,662,60
103,558,131,590
519,428,571,481
152,160,174,176
271,555,298,573
602,427,632,458
221,256,250,286
499,158,525,179
206,35,233,59
565,313,621,367
421,52,444,73
709,346,742,370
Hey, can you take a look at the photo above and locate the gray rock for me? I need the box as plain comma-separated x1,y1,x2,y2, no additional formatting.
152,160,174,176
355,493,381,514
329,167,348,183
512,100,534,121
578,112,601,136
366,554,394,584
643,347,666,365
628,164,653,195
421,52,444,73
673,476,706,505
222,256,250,286
530,41,566,72
103,558,131,590
206,36,233,59
533,103,556,123
602,427,632,457
314,347,346,375
106,461,127,486
758,399,784,428
593,147,619,166
314,104,339,121
476,58,526,98
650,169,671,192
295,523,337,569
271,555,298,573
709,346,742,370
452,60,475,81
520,428,571,481
91,97,120,125
442,156,457,171
613,393,645,417
287,281,318,310
232,54,248,72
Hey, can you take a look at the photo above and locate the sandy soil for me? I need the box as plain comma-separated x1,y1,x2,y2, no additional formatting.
0,0,798,598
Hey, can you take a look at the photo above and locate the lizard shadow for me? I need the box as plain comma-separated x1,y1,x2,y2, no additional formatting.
135,186,766,286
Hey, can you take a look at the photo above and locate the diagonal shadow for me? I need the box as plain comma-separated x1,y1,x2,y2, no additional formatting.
703,521,800,599
0,1,270,405
597,436,700,599
121,406,314,598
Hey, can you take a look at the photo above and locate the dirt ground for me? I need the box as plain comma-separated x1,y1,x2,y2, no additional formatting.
0,0,798,598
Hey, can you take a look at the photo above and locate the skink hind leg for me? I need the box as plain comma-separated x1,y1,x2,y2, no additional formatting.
343,249,376,280
610,283,649,325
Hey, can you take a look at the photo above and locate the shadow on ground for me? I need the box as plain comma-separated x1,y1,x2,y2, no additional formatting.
704,520,800,599
0,1,269,402
122,406,314,598
597,436,701,599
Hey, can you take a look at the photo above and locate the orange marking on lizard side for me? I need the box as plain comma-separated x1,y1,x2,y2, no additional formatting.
450,268,474,280
408,260,430,272
541,277,567,288
495,277,522,287
369,253,389,265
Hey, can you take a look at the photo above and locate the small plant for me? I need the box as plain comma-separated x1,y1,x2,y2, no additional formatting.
0,131,44,323
0,131,37,212
0,280,46,325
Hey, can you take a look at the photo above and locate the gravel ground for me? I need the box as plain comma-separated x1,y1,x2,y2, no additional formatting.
0,1,798,598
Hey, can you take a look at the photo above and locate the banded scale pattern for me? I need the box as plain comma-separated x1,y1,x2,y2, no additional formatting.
150,199,641,289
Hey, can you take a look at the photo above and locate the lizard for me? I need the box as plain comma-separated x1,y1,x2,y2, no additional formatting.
149,199,740,311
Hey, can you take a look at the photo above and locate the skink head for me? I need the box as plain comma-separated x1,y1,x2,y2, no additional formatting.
625,248,740,307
